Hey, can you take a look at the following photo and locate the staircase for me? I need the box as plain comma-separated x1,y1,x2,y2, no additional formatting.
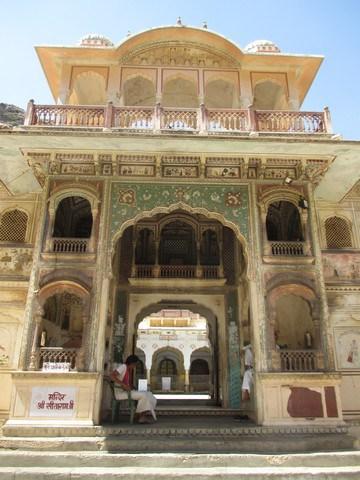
0,450,360,478
1,415,359,478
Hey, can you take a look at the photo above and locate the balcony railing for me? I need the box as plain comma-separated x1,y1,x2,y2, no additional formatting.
280,350,318,372
134,264,221,279
270,241,305,256
24,101,333,135
52,237,89,253
38,347,79,371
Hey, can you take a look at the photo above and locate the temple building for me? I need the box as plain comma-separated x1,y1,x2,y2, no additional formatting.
1,22,360,433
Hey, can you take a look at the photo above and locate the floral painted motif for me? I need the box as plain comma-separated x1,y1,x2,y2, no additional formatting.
118,189,136,206
225,192,242,207
111,183,249,239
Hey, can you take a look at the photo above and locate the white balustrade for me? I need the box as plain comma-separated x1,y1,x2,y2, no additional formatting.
270,241,305,256
280,350,317,372
25,101,330,135
52,237,88,253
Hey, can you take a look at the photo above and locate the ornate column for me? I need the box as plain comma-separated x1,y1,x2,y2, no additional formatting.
19,180,50,370
153,239,160,278
88,207,99,253
76,307,89,371
45,207,55,252
300,207,312,255
248,183,272,424
306,182,335,370
107,65,121,104
259,203,271,256
131,232,137,278
239,70,253,109
218,228,224,278
28,305,44,371
196,239,202,278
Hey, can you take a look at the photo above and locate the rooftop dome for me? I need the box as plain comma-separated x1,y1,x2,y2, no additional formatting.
79,34,114,47
244,39,281,54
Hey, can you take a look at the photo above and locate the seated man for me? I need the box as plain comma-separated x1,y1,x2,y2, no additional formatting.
111,354,157,424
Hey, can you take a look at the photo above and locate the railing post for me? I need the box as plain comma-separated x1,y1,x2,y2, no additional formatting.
247,104,257,132
24,99,35,126
104,102,114,129
198,103,207,135
323,106,333,134
154,102,162,133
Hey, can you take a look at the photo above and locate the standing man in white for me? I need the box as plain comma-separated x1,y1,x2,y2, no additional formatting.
111,355,157,423
241,343,254,401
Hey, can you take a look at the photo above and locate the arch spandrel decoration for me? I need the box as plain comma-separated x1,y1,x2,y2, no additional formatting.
111,183,249,243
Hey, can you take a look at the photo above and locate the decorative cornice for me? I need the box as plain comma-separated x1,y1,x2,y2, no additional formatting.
23,149,333,187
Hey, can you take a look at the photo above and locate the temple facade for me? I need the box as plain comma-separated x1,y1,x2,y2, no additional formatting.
1,23,360,431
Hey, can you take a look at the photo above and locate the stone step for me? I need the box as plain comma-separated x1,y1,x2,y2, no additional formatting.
1,465,360,479
0,431,354,454
0,451,360,469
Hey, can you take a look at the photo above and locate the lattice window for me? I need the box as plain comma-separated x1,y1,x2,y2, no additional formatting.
325,216,352,249
0,209,28,242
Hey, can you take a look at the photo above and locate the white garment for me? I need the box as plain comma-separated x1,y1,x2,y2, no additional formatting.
242,368,253,393
113,364,157,420
243,344,253,367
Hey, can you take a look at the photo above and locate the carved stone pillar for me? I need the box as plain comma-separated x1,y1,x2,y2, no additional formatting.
300,208,312,255
306,182,335,370
260,205,271,256
154,102,162,132
45,208,56,252
153,240,160,278
131,234,137,277
76,309,89,371
88,208,99,253
28,306,44,371
196,240,202,278
184,369,190,392
218,233,224,278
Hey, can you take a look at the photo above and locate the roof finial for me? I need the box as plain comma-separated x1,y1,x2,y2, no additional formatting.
126,30,131,37
202,21,208,29
176,16,182,26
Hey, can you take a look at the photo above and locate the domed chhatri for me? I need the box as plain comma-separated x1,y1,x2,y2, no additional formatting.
79,34,114,47
244,39,281,54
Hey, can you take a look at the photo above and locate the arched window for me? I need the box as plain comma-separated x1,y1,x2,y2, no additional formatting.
135,228,156,264
266,201,303,241
43,292,83,347
69,71,107,105
0,209,28,242
253,80,287,110
190,359,209,375
162,77,198,108
205,79,236,108
123,76,156,106
325,216,352,249
159,358,177,376
159,221,196,265
200,229,219,265
53,196,92,238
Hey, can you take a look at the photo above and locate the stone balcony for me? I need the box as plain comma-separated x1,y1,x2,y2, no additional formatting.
24,101,333,136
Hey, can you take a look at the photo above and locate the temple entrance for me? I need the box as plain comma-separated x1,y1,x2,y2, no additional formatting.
107,208,250,414
135,308,217,402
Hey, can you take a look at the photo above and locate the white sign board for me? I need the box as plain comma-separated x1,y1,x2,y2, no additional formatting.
42,362,71,372
30,387,76,417
161,376,171,391
138,379,148,391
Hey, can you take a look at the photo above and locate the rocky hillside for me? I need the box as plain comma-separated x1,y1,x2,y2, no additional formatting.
0,103,25,126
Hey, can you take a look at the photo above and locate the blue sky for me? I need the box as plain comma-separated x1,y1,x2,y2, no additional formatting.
0,0,359,138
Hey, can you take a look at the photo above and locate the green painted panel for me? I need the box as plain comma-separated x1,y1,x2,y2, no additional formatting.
111,183,249,239
227,290,241,408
